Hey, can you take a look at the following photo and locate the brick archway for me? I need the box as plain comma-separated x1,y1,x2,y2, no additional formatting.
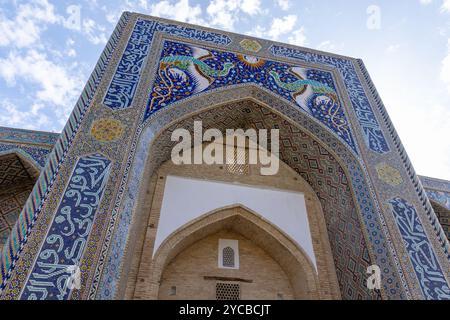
124,132,345,299
137,205,324,299
103,86,399,300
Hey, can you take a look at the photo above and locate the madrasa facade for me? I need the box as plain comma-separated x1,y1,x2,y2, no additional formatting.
0,12,449,300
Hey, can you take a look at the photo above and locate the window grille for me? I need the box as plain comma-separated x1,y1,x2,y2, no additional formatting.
222,246,235,267
226,147,249,175
216,282,240,300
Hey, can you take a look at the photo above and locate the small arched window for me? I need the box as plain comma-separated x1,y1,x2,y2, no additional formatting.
218,239,239,269
222,246,235,268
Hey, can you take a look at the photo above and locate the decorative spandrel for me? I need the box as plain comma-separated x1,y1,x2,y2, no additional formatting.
145,40,358,154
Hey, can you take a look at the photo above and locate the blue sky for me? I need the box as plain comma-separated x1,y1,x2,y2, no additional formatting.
0,0,449,180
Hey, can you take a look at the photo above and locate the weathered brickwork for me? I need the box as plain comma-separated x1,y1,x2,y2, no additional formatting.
125,147,342,300
158,230,295,300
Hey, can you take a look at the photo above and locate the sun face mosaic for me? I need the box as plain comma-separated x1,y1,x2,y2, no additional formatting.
145,40,358,154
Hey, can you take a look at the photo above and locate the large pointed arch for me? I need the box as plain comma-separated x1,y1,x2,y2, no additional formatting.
95,85,405,300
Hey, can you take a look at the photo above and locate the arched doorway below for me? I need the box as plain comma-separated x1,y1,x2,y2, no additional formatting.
0,152,39,249
158,228,295,300
150,206,321,300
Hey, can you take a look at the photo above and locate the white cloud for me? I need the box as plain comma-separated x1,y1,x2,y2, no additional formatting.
105,0,261,31
315,40,345,53
65,38,76,57
206,0,264,30
67,48,77,57
247,14,304,44
441,0,450,12
0,0,107,47
317,40,335,51
441,38,450,94
386,43,402,54
0,50,84,112
246,25,266,38
0,100,50,130
276,0,290,11
105,11,120,24
420,0,432,5
151,0,205,25
0,0,60,48
82,18,108,45
267,14,297,39
104,0,205,27
287,27,306,46
398,102,450,180
137,0,150,10
66,38,75,47
370,54,450,180
240,0,262,15
207,0,241,30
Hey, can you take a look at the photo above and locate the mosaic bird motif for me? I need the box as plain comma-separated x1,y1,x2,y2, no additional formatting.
149,47,235,112
160,46,234,94
160,56,234,78
269,69,337,97
146,40,357,154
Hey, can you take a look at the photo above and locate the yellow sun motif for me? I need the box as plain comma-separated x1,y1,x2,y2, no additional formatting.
237,54,266,69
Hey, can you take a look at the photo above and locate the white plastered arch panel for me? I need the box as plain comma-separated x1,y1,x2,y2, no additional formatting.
154,175,318,270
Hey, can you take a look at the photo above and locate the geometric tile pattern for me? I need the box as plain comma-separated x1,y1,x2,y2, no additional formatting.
0,126,57,171
144,40,357,153
0,154,32,187
0,126,59,146
0,143,53,168
139,102,383,299
426,189,450,211
270,45,390,154
216,282,240,300
0,153,38,269
430,201,450,241
420,175,450,246
0,184,34,251
420,176,450,194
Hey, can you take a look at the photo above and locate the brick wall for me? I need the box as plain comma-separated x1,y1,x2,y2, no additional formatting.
123,145,341,300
